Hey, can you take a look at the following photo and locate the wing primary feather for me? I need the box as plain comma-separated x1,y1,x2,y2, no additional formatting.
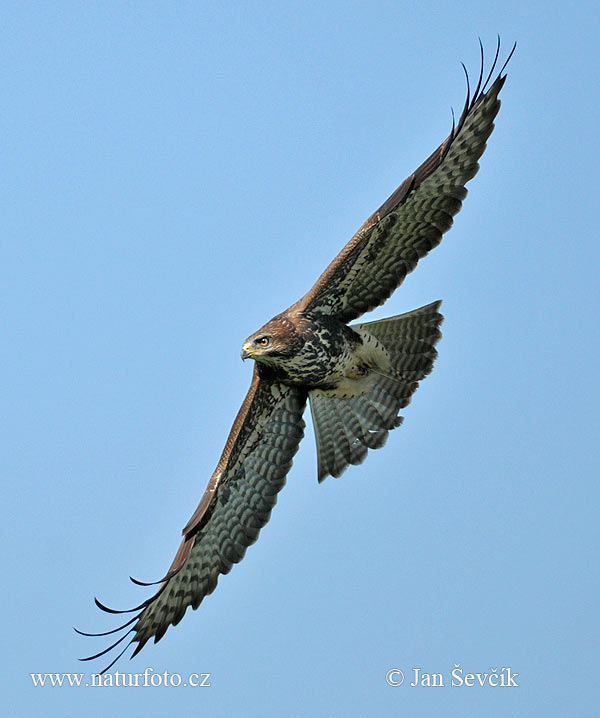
482,35,502,93
472,38,485,102
129,575,161,587
460,62,471,117
498,41,517,78
100,640,136,674
128,567,181,587
73,615,139,637
130,637,150,659
79,629,134,662
94,595,155,614
79,635,136,675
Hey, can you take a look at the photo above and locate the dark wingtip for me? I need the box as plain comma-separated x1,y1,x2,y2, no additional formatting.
498,40,517,77
480,35,516,96
130,637,148,659
73,614,139,637
451,37,515,135
78,571,174,671
472,38,485,101
460,61,471,116
460,60,470,94
79,630,134,662
94,595,150,615
130,574,163,587
99,640,135,674
129,568,177,587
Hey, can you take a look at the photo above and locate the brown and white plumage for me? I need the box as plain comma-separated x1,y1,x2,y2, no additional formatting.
78,41,514,671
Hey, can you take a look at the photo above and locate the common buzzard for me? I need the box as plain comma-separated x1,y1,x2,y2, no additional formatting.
79,40,514,671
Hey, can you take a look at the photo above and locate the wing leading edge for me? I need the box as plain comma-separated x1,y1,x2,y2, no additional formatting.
295,40,515,323
78,368,307,671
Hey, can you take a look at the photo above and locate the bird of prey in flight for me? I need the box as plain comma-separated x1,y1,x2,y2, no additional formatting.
78,40,515,671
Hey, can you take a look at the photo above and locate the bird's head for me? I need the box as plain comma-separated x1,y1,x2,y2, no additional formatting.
241,314,300,364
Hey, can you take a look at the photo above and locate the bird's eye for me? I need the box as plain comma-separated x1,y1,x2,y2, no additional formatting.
256,336,270,347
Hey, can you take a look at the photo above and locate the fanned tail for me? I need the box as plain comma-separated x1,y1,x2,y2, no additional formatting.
309,300,443,482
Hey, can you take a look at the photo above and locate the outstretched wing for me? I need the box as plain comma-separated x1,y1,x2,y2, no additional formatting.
295,43,515,323
79,366,307,670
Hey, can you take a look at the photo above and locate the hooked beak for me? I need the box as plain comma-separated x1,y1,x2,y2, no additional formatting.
241,342,255,360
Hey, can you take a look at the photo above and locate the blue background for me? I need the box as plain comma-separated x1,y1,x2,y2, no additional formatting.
3,1,598,716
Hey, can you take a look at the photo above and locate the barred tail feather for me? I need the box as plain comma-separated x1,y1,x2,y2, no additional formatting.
309,300,443,482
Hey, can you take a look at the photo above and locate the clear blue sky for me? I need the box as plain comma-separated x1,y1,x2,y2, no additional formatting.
3,1,598,716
